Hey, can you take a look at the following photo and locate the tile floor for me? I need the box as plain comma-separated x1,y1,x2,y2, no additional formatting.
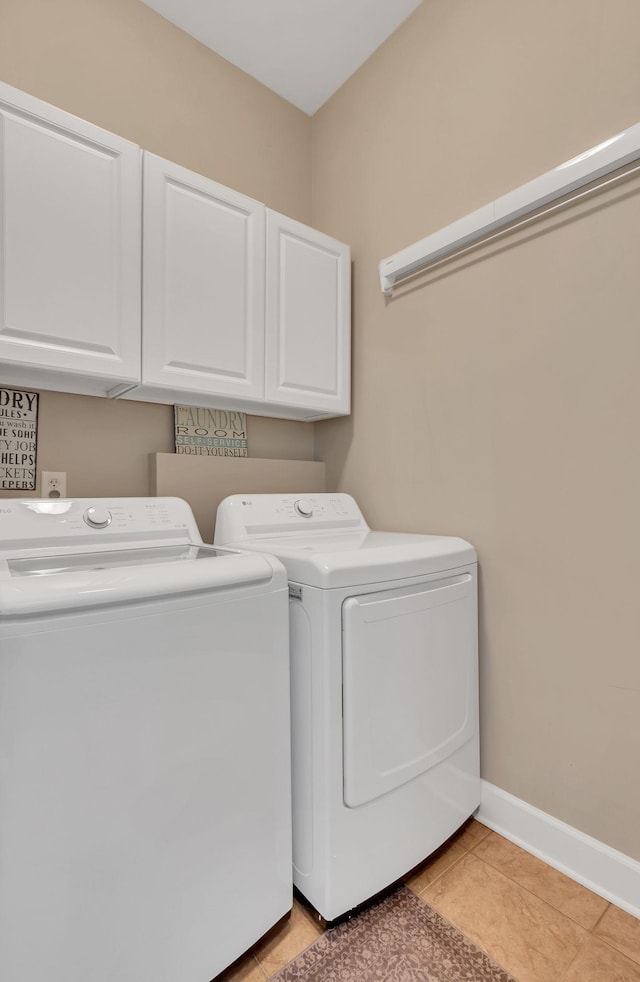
216,819,640,982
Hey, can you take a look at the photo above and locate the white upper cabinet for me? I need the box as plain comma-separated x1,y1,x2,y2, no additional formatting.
130,156,350,419
265,211,350,417
141,154,266,403
0,83,351,420
0,83,141,396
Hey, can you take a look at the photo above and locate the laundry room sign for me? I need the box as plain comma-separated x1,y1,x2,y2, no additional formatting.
174,405,249,457
0,387,39,491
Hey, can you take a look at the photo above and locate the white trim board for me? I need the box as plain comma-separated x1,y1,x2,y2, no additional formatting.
477,781,640,918
379,121,640,294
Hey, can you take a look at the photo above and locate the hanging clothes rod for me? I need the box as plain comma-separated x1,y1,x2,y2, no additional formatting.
386,161,640,291
379,121,640,295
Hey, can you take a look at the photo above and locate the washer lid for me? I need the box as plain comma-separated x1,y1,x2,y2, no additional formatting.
226,530,476,588
0,546,277,616
0,498,279,615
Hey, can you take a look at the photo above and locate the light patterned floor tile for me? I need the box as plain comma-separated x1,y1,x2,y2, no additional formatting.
424,852,586,982
454,818,491,851
254,898,323,976
405,840,468,895
472,831,608,929
563,936,640,982
213,952,267,982
594,904,640,965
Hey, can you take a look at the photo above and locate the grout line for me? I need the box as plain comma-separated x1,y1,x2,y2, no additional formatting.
464,831,492,851
458,819,492,850
403,825,477,897
596,936,640,970
254,902,325,978
252,954,269,980
592,927,640,969
590,902,610,934
403,820,493,899
413,851,468,896
467,834,609,933
422,853,590,982
556,928,591,982
472,850,593,933
560,933,640,981
458,853,590,935
411,861,518,977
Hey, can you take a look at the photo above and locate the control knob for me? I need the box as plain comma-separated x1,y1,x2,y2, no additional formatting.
294,498,314,518
83,506,112,529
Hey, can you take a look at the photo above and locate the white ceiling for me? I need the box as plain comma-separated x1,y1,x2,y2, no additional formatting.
139,0,423,115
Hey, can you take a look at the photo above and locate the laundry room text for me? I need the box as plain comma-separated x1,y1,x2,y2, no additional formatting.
0,388,39,490
174,405,249,457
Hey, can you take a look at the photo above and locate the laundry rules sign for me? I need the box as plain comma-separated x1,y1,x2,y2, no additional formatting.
174,405,248,457
0,388,39,491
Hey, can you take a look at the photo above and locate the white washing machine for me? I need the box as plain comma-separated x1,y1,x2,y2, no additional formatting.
215,492,480,921
0,497,291,982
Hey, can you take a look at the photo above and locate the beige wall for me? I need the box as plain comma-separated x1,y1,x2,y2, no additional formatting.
0,0,314,503
2,390,314,499
2,0,639,864
0,0,311,218
313,0,640,859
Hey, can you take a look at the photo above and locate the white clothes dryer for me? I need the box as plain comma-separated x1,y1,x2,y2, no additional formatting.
0,497,291,982
215,493,480,922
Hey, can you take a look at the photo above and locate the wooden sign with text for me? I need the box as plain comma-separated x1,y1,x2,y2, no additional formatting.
0,388,39,491
174,406,248,457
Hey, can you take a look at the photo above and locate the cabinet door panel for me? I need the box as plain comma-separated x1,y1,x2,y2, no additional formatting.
266,211,350,416
143,154,265,399
0,84,141,384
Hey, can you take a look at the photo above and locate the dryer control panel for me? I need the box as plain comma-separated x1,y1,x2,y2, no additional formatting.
215,493,369,541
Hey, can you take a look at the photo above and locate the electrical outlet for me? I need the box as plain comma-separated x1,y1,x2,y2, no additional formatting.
41,471,67,499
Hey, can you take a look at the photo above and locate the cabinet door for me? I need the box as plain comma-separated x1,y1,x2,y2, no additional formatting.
265,210,350,417
142,154,265,400
0,83,141,388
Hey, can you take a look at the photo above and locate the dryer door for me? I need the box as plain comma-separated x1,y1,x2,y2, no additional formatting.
342,569,477,808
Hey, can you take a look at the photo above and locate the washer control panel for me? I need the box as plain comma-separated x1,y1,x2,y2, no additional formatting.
83,506,112,529
294,499,314,518
0,498,200,545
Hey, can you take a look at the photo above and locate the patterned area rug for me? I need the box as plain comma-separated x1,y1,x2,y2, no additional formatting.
272,886,517,982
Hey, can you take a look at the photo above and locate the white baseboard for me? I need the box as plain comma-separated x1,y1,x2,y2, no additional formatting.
477,781,640,919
